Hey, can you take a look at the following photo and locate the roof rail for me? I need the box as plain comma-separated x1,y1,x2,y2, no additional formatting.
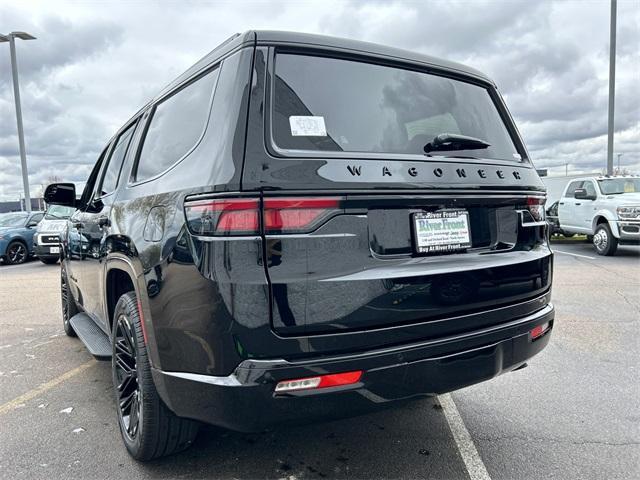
218,32,241,49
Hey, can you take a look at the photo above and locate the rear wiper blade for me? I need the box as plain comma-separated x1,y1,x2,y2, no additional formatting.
424,133,490,154
435,154,483,160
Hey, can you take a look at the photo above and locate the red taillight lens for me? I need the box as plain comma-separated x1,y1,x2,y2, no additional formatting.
274,370,363,393
526,196,546,222
185,196,343,236
263,197,343,234
184,198,259,236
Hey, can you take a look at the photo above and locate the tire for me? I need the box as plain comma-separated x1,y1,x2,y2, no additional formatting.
40,257,59,265
61,264,78,337
593,223,618,256
112,292,199,461
5,240,28,265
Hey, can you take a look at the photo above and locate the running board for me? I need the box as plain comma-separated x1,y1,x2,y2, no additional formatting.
69,313,112,360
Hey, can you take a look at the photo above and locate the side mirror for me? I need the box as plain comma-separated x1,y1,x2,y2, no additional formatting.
574,188,596,201
44,183,77,207
27,220,39,228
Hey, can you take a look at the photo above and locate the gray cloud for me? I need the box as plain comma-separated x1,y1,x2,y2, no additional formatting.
0,0,638,200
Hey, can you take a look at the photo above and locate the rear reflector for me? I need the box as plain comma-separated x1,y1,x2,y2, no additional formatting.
264,197,343,234
530,322,550,340
184,198,259,236
275,370,362,393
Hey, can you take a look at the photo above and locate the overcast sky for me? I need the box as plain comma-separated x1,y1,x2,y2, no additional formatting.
0,0,638,201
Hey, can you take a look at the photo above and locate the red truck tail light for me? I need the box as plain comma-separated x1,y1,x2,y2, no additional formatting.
184,198,259,236
275,370,363,393
263,197,343,234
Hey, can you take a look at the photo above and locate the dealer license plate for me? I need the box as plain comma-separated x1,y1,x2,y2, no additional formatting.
413,210,472,254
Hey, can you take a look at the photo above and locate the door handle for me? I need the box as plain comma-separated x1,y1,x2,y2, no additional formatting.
559,202,564,205
575,203,582,206
98,216,111,228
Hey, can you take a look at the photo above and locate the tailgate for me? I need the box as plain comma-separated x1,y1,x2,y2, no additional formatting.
265,192,551,337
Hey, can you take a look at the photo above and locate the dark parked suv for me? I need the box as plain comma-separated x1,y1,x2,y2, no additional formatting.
45,31,554,461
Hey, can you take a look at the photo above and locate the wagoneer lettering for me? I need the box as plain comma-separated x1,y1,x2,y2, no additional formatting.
44,31,553,461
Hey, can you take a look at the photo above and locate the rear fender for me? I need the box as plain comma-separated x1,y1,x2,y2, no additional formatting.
104,250,162,369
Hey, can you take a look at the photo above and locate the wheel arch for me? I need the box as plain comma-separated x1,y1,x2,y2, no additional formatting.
105,254,161,369
592,211,620,238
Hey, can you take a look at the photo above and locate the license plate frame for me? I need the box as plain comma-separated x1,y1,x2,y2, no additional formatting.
49,246,60,254
412,210,472,255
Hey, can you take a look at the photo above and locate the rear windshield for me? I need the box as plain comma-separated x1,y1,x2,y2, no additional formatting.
272,53,521,161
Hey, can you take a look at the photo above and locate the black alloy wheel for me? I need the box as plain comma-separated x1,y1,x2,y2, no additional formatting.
6,241,27,265
114,314,141,441
111,292,199,461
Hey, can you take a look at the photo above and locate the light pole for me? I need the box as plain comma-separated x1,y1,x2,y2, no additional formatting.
606,0,617,176
617,153,623,173
0,31,36,212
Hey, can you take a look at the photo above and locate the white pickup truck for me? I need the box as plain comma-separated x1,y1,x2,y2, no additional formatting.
558,176,640,256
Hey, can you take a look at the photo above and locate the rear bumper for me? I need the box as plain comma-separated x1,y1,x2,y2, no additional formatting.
152,303,554,432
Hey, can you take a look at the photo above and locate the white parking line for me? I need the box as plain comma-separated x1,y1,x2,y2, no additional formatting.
439,393,492,480
553,249,596,260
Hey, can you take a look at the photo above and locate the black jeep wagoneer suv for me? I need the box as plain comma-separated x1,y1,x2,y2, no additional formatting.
45,31,554,460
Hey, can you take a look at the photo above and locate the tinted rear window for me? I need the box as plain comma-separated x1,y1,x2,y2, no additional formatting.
272,53,521,161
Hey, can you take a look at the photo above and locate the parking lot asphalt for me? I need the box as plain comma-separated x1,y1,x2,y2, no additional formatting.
1,242,639,480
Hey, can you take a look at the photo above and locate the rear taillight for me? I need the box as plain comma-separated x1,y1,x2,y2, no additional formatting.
275,370,363,393
184,198,259,236
526,197,545,222
263,197,343,234
185,196,343,236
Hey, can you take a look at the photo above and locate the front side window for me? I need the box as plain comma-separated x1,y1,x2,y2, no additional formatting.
135,67,220,182
564,181,583,198
272,53,521,161
80,148,108,208
583,181,597,197
98,122,136,196
29,213,44,224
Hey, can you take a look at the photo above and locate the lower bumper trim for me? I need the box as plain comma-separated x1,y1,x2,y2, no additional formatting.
152,303,554,432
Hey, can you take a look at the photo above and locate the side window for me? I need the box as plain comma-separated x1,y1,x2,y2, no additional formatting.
97,122,137,197
30,213,44,224
80,147,108,208
583,181,597,197
564,181,583,198
134,67,220,182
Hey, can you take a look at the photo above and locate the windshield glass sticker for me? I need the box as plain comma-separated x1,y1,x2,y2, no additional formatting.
289,116,327,136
